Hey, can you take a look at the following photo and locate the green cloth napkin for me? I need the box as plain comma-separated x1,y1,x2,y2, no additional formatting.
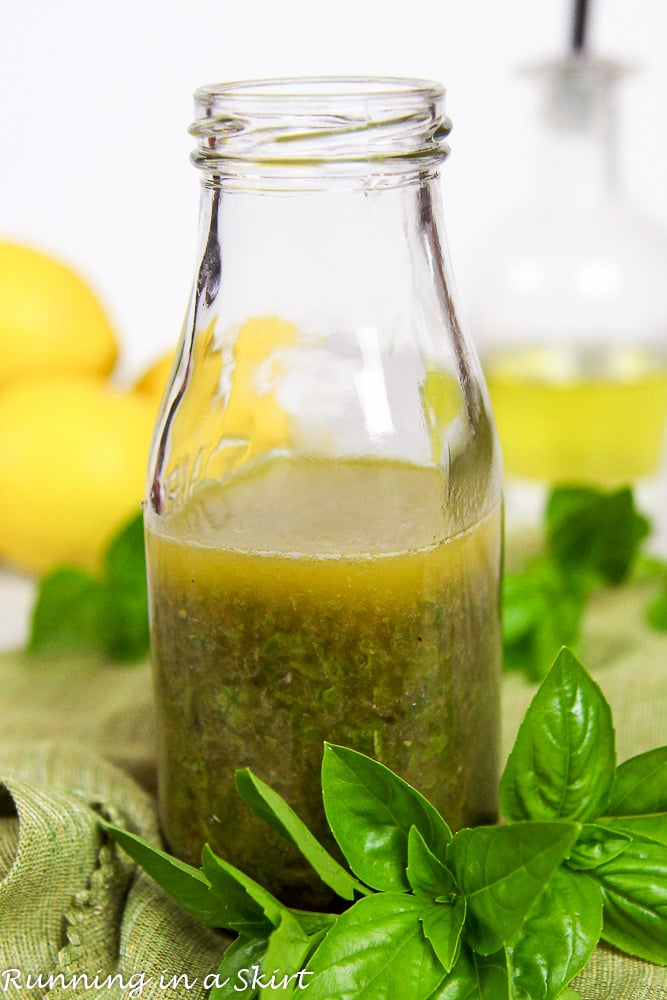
1,581,667,998
0,742,225,999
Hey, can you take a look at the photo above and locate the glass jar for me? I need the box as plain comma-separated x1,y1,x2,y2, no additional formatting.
145,77,502,905
467,57,667,531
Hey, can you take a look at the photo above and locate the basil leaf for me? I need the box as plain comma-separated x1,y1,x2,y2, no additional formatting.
468,949,512,1000
567,824,631,871
321,743,451,893
261,913,320,997
208,935,268,1000
103,823,228,926
500,647,616,822
290,910,338,935
27,511,150,662
305,893,446,1000
429,944,511,999
420,899,466,974
201,844,286,934
234,767,369,900
447,821,580,955
647,588,667,632
592,837,667,964
407,826,457,900
100,511,150,660
509,868,603,1000
28,567,105,654
606,746,667,816
546,485,649,585
598,814,667,849
502,557,586,682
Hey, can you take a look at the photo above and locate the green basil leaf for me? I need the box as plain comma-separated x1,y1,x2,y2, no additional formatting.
27,511,150,662
103,510,146,582
321,743,451,893
631,554,667,584
290,910,338,935
592,837,667,964
100,511,150,661
103,823,227,927
606,747,667,816
420,898,466,974
597,814,667,849
208,935,268,1000
447,821,580,955
407,826,457,900
201,844,285,934
305,893,446,1000
468,949,512,1000
546,485,649,585
509,868,603,1000
234,767,369,901
567,824,631,871
428,944,511,999
261,912,320,997
500,647,616,822
502,558,586,682
502,570,545,643
28,567,105,654
647,589,667,632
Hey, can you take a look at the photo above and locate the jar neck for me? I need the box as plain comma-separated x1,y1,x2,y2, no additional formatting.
188,169,486,445
193,171,446,331
190,77,450,193
529,57,625,206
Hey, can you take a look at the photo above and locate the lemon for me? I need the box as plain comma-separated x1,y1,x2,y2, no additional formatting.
0,376,156,575
133,350,176,400
219,315,296,456
0,241,118,385
172,316,296,479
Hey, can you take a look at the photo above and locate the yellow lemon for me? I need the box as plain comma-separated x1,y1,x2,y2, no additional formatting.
0,376,156,575
420,365,462,463
157,317,297,485
220,315,296,456
133,350,176,401
0,241,118,385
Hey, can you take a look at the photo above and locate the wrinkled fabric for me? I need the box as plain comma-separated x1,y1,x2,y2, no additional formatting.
0,743,224,999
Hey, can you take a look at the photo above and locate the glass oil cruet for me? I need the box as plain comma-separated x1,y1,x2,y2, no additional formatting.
144,78,503,905
467,0,667,533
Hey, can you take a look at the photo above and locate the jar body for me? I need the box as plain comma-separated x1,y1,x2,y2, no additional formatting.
145,79,502,904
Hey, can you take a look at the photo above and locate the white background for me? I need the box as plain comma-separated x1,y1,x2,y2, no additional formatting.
1,0,667,381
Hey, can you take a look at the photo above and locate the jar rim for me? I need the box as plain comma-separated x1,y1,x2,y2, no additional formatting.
190,76,450,186
194,76,446,110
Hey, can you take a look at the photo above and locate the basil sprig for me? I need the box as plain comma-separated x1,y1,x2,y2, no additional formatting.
106,648,667,999
503,485,662,680
28,511,150,662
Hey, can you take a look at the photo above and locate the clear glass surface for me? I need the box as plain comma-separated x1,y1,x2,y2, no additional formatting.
468,57,667,531
145,78,502,903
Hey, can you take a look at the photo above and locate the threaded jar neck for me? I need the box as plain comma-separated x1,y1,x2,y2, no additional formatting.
190,77,451,189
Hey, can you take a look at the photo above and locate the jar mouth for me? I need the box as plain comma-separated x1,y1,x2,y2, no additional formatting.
194,76,445,109
190,76,451,187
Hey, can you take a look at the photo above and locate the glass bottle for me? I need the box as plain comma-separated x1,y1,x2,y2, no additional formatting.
145,78,502,905
467,57,667,529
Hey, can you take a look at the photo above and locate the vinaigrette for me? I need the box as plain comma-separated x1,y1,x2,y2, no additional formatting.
146,456,501,903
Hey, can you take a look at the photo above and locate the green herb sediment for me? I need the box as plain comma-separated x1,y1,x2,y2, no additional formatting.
146,492,501,906
106,647,667,999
